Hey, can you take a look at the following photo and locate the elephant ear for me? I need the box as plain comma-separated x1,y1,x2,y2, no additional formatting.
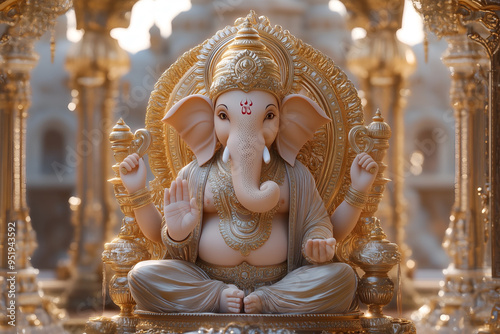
277,94,331,166
162,94,216,165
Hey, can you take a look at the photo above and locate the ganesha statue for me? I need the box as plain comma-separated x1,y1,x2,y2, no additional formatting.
116,15,379,316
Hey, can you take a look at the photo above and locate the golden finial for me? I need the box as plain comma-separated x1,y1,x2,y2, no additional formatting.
209,18,284,101
368,108,392,140
109,118,133,145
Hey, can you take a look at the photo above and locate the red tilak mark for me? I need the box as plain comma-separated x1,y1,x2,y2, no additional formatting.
240,99,253,115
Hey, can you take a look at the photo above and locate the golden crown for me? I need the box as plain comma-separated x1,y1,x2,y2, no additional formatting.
209,18,284,101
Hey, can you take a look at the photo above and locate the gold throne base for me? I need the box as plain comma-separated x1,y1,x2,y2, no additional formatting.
134,311,364,334
84,311,417,334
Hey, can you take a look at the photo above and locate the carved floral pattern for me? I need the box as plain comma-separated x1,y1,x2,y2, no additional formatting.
134,312,363,334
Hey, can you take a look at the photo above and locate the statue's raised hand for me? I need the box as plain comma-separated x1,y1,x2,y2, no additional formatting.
305,238,336,263
350,152,378,193
164,178,200,241
119,153,147,194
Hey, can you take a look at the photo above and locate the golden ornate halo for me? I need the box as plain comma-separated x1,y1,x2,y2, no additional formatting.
145,11,364,214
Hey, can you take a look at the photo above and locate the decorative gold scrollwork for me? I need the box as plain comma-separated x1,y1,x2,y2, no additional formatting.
130,129,151,157
348,124,376,174
458,2,500,57
348,125,374,154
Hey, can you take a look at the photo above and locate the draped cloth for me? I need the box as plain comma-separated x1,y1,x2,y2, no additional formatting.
128,159,358,313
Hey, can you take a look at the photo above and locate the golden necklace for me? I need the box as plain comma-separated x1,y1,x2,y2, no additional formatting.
209,148,286,256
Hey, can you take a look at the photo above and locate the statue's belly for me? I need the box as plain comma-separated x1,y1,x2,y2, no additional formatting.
198,213,288,266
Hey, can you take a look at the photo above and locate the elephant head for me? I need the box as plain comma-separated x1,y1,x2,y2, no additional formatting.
162,89,330,213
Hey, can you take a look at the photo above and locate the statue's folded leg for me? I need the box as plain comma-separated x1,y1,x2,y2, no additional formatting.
128,259,227,313
253,262,358,314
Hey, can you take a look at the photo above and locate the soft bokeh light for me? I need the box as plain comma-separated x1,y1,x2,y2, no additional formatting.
329,0,346,15
66,9,83,42
67,0,423,54
110,0,191,53
398,0,424,46
66,0,191,53
330,0,423,45
410,150,425,175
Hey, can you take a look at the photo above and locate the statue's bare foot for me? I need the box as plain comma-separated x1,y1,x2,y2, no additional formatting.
220,285,244,313
244,293,262,314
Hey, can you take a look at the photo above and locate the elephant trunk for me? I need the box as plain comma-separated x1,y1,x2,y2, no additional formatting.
227,137,280,213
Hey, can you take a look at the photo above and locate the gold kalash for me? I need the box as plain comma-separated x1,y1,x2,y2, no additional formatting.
90,10,416,334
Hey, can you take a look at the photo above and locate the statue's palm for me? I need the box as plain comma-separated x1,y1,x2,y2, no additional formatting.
164,178,200,241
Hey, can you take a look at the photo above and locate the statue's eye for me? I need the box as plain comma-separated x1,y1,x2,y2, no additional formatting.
265,112,275,120
218,112,228,120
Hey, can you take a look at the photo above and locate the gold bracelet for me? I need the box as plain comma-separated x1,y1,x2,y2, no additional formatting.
301,240,320,265
161,225,193,249
344,185,368,209
129,187,153,210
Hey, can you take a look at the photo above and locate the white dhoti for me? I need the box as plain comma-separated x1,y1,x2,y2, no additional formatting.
128,259,357,314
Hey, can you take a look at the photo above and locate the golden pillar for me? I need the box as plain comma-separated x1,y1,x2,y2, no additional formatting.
341,0,417,307
412,0,500,332
64,0,134,310
0,0,70,333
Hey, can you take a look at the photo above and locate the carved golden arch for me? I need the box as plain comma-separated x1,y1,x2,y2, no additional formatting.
101,11,415,334
145,11,363,216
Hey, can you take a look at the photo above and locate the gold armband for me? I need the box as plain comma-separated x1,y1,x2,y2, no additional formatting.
128,187,153,210
344,186,368,209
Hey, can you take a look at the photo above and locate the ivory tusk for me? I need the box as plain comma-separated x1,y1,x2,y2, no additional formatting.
223,146,230,163
263,146,271,164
